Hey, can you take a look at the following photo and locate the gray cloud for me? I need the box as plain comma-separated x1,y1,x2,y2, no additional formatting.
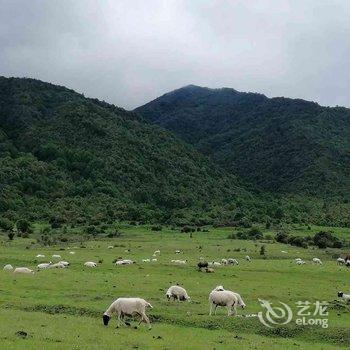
1,0,349,109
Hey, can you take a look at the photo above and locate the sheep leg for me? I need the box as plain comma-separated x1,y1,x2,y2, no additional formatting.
139,313,151,330
213,304,218,315
209,303,214,316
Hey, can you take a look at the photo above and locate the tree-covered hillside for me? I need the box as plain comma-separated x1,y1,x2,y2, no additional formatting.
0,77,258,225
135,85,350,200
0,78,348,227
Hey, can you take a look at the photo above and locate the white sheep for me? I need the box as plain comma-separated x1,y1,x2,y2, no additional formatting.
245,255,251,262
337,258,345,265
209,286,246,316
175,250,181,254
58,261,70,267
312,258,322,265
142,259,150,262
115,259,134,266
209,261,221,267
50,262,67,269
103,297,153,329
84,261,97,268
171,259,187,264
14,267,34,274
36,254,45,258
166,285,190,301
296,260,305,265
3,264,13,271
221,259,228,265
37,262,52,269
151,258,157,262
228,258,239,265
69,251,75,255
52,254,61,259
338,291,350,304
154,250,160,255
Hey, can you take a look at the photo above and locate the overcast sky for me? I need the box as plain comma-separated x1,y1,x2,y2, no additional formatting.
1,0,350,109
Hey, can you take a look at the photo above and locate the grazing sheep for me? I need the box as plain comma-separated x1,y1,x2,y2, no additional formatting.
69,251,75,255
205,267,215,273
245,255,251,262
209,261,221,267
197,261,208,270
84,261,97,268
108,246,114,249
312,258,322,265
154,250,160,255
115,259,134,266
58,261,70,267
175,250,181,254
296,260,305,265
172,259,187,265
281,251,287,254
52,254,61,259
103,298,153,329
37,262,52,269
142,259,150,263
3,264,13,271
221,259,228,265
209,286,245,316
228,258,239,265
338,291,350,304
36,254,45,258
295,258,302,262
337,258,345,265
50,262,67,269
151,258,157,262
14,267,34,274
166,285,190,301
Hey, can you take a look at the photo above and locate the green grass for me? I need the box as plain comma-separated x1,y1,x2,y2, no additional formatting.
1,225,349,349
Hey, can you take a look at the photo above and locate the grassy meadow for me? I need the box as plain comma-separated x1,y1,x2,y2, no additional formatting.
0,225,349,349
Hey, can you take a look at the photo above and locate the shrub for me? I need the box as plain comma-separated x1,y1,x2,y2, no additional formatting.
0,218,13,231
181,226,195,233
151,225,162,231
276,231,289,244
313,231,343,249
7,232,15,240
17,219,31,233
260,245,266,256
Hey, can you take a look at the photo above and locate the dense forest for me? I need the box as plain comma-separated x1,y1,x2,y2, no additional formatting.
135,85,350,198
0,78,349,228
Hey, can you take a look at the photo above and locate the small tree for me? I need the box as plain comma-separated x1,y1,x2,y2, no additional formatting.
260,245,266,256
8,232,15,240
17,219,31,233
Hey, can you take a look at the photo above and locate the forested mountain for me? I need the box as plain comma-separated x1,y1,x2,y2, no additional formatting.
0,77,348,227
135,85,350,200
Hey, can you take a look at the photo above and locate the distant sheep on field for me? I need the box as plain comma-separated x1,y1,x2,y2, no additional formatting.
84,262,97,268
228,258,239,265
3,264,13,271
103,297,153,329
205,267,214,273
197,261,208,270
166,285,190,301
338,292,350,304
245,256,251,262
312,258,322,265
337,258,345,265
14,267,34,274
36,254,45,258
52,254,61,259
37,262,52,269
